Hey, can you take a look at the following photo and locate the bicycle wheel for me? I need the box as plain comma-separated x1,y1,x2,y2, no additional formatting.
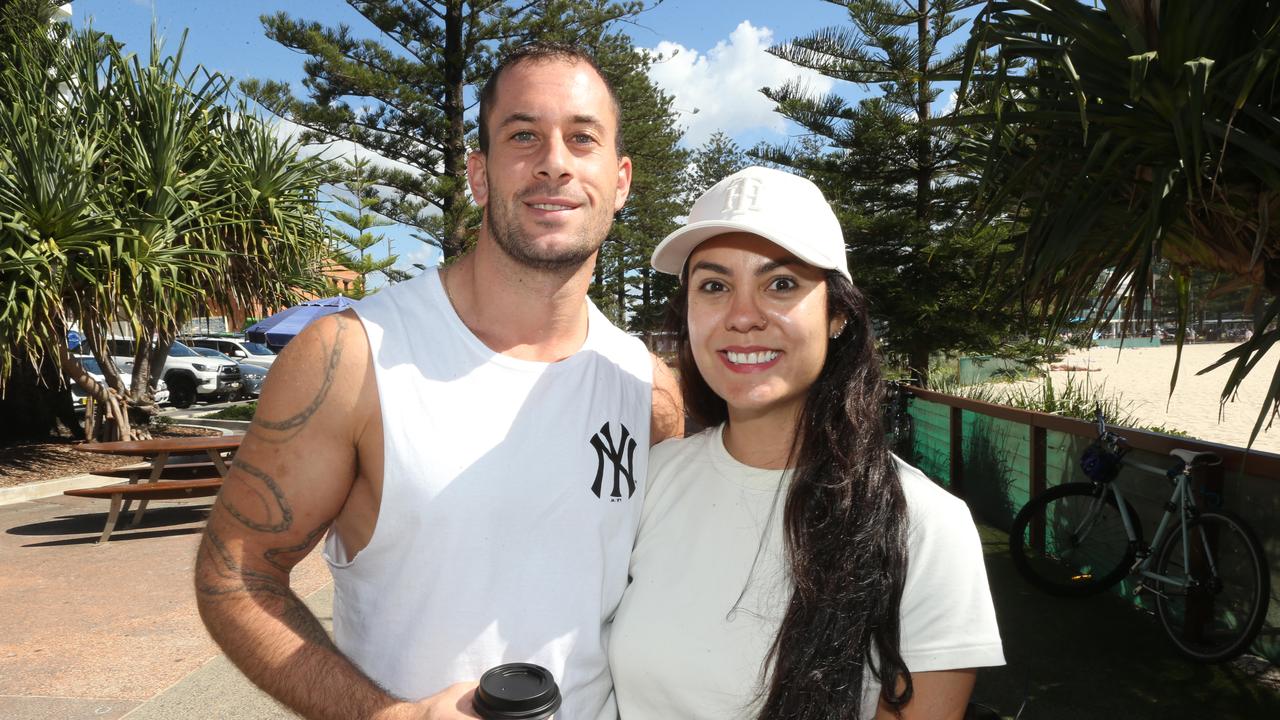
1009,482,1140,596
1152,511,1270,663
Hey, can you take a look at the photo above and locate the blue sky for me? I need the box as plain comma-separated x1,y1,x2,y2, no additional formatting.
65,1,922,273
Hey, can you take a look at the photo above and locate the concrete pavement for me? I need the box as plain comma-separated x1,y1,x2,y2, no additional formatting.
0,492,330,719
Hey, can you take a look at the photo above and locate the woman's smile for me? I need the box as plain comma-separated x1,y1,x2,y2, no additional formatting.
718,346,782,371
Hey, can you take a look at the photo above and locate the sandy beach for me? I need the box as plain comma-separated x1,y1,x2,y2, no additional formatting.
1031,341,1280,454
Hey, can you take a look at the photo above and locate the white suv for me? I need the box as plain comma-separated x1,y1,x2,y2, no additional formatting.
187,336,278,369
108,338,241,408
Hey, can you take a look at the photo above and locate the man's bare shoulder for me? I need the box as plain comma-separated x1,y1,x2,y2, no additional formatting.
250,309,373,446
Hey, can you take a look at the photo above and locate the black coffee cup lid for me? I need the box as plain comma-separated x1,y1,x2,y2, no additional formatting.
473,663,562,720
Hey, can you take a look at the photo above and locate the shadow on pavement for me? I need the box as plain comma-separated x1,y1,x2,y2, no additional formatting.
970,524,1280,719
6,503,211,545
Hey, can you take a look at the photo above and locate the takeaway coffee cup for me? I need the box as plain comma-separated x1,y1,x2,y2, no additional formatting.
473,663,561,720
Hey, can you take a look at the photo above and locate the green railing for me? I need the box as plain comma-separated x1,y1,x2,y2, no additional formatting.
902,386,1280,664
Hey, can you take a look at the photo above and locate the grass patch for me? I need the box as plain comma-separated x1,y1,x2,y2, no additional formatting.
204,402,256,421
932,374,1192,438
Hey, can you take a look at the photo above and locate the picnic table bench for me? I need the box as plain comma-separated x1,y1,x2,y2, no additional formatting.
66,434,243,543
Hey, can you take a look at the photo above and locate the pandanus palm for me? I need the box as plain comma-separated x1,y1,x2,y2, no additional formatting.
0,13,329,440
955,0,1280,444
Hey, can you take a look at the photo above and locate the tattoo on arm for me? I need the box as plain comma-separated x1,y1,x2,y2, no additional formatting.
196,527,337,652
196,527,293,600
265,524,329,573
251,314,348,443
223,458,293,533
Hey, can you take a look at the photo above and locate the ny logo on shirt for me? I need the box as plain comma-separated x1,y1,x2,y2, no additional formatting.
589,421,637,501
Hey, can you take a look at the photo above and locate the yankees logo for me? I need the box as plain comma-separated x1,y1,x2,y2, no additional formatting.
589,421,637,501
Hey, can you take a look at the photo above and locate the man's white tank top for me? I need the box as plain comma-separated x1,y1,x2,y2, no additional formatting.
327,268,652,720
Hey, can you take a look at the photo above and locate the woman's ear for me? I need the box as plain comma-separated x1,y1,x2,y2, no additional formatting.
829,314,848,340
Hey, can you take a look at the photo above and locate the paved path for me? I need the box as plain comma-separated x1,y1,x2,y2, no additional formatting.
1,488,1276,719
0,492,329,719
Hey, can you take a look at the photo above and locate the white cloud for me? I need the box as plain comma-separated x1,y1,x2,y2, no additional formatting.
267,117,422,178
938,89,958,116
645,21,835,147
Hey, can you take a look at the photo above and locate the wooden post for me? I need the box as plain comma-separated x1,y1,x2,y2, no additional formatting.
949,406,964,496
1029,425,1047,552
1184,456,1225,644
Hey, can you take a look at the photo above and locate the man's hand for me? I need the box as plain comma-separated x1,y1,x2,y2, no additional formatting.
651,353,684,443
410,682,481,720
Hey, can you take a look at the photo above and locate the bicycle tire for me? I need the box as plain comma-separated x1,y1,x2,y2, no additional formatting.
1152,511,1270,663
1009,482,1140,596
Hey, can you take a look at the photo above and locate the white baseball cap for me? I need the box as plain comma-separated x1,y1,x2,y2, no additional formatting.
651,166,850,281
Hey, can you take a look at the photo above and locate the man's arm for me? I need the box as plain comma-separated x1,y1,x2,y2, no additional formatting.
193,312,476,720
650,353,684,444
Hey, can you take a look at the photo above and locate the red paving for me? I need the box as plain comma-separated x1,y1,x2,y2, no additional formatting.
0,492,329,713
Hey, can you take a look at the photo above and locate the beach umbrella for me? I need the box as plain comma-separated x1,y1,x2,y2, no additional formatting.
245,296,357,350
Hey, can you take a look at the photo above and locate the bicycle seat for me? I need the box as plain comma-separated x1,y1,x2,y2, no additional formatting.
1169,448,1222,467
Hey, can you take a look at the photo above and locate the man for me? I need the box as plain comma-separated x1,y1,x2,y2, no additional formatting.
195,43,682,720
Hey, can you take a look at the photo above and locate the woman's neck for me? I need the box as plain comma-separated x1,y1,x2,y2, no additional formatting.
722,405,801,470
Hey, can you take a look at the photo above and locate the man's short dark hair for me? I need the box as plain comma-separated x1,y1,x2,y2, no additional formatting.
477,42,625,156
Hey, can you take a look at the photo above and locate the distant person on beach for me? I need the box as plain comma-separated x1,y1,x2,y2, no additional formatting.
610,167,1004,719
194,43,681,720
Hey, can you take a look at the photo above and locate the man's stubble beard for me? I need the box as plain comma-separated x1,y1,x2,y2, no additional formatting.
485,181,616,272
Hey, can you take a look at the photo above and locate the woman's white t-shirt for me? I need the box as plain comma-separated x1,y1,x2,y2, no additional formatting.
609,425,1005,718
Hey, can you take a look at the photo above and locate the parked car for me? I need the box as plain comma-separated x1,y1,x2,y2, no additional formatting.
187,335,278,369
107,337,240,409
192,347,266,399
69,355,170,414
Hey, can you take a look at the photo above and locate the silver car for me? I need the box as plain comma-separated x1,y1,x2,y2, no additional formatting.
192,347,266,399
69,355,170,413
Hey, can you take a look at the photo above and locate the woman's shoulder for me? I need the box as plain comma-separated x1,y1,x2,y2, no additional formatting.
650,426,719,469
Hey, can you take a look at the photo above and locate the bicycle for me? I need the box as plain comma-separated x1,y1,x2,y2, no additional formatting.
1008,407,1271,663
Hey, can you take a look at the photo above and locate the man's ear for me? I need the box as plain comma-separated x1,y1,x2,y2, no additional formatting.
467,151,489,208
613,154,633,212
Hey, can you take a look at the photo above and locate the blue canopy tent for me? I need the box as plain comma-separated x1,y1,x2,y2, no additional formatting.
246,296,357,351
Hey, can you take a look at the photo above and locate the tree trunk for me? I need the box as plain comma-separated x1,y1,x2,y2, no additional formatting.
908,347,931,387
58,342,137,442
615,246,626,328
640,266,652,342
915,0,932,224
441,0,468,260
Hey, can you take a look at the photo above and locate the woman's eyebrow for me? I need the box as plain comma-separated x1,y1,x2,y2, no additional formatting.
756,259,797,276
690,260,730,275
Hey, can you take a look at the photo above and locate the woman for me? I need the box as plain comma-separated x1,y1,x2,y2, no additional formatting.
610,167,1004,719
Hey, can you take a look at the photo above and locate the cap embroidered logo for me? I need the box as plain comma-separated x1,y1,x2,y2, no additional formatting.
722,176,764,217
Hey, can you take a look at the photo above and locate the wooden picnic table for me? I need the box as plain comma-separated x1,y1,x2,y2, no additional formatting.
68,434,244,542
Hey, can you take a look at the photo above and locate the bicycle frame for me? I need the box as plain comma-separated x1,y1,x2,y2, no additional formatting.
1102,462,1201,593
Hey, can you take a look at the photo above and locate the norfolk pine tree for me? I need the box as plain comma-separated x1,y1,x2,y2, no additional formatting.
760,0,1025,383
328,155,399,298
242,0,649,263
590,35,687,338
687,131,748,197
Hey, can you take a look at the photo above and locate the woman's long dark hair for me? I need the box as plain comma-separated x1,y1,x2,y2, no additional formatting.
670,270,911,719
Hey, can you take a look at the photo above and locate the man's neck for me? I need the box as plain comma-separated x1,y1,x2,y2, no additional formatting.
440,234,596,363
